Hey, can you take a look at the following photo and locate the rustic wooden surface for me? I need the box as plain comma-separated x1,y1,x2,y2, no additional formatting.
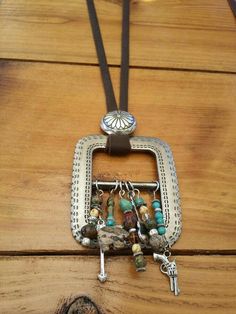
0,0,236,71
0,61,236,252
0,0,236,313
1,256,236,314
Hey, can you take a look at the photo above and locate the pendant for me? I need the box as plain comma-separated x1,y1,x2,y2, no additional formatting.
71,110,182,294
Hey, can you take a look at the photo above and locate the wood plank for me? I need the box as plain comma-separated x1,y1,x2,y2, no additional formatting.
0,256,236,314
0,0,236,71
0,61,236,251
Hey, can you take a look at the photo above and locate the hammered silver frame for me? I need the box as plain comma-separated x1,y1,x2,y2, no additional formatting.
71,135,182,248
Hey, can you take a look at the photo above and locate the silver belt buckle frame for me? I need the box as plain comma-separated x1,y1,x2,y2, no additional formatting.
71,135,182,248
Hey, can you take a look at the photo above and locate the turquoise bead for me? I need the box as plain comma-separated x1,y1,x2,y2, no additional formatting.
119,198,132,213
106,218,116,227
154,211,163,220
134,197,146,208
158,226,166,235
157,218,164,224
152,199,161,209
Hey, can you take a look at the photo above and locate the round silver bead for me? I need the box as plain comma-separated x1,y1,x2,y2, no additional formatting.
81,237,91,247
100,110,136,135
149,228,158,236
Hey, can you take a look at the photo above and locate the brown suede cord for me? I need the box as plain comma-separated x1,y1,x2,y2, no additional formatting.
228,0,236,17
106,134,131,155
86,0,132,155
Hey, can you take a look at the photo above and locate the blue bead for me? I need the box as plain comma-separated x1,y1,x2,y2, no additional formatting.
158,226,166,235
154,211,163,220
152,199,161,209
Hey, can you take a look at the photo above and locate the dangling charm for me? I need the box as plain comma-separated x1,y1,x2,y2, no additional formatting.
120,182,147,272
152,182,166,236
153,250,180,296
106,182,117,227
134,186,166,253
80,183,104,247
98,182,129,253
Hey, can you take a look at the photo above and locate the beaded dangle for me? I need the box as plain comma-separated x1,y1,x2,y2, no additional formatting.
80,181,104,248
132,183,166,253
152,182,166,236
105,181,118,227
120,182,146,272
97,182,129,282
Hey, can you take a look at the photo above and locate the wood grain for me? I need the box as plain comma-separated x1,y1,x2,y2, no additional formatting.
0,256,235,314
0,0,236,72
0,61,235,252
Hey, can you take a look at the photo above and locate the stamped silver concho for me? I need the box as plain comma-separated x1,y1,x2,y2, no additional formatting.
71,135,182,249
100,110,136,135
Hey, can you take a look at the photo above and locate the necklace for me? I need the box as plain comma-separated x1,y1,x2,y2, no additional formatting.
71,0,182,296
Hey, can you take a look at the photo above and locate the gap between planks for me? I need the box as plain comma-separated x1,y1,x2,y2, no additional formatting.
0,249,236,257
1,58,236,75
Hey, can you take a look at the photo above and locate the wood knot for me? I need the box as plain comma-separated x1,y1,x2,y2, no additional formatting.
56,296,102,314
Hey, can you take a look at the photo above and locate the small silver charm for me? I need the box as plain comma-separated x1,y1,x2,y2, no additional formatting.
153,252,180,296
98,248,107,283
100,110,136,135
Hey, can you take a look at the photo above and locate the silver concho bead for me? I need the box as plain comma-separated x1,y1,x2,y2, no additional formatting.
100,110,136,135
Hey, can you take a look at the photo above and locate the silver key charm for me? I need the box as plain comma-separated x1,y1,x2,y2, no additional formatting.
98,248,107,283
97,219,108,283
153,252,180,296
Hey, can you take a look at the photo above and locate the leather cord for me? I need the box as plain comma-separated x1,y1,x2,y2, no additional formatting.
86,0,132,155
228,0,236,17
86,0,130,113
119,0,130,111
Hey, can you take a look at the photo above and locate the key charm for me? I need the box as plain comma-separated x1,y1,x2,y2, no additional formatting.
98,248,107,283
153,252,180,296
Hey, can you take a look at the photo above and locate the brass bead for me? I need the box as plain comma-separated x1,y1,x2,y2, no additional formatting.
132,243,142,254
139,205,149,215
90,208,99,217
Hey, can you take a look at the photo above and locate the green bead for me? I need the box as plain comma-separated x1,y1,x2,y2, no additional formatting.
152,199,161,209
119,198,132,213
134,197,146,208
158,226,166,235
144,218,157,231
134,254,146,271
154,211,163,220
91,195,102,205
107,196,114,207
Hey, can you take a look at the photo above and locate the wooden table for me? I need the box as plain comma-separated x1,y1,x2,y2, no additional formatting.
0,1,236,313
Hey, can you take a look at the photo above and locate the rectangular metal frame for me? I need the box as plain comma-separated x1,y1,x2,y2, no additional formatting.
71,135,182,247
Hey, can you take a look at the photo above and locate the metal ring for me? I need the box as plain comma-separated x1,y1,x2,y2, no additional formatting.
95,180,104,196
153,180,160,199
133,188,140,198
127,181,134,190
119,181,125,198
127,190,135,199
164,250,171,258
127,181,140,198
153,181,160,192
110,179,119,195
